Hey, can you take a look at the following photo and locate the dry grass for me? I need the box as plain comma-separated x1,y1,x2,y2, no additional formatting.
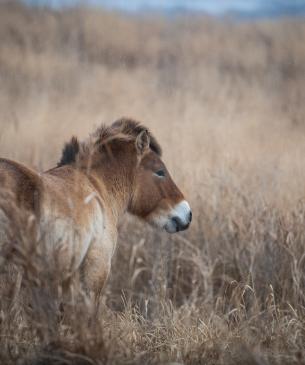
1,1,305,364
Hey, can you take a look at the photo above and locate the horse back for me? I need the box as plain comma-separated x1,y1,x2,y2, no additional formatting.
0,158,41,213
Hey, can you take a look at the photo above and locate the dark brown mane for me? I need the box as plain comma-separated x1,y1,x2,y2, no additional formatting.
58,137,80,166
57,118,162,167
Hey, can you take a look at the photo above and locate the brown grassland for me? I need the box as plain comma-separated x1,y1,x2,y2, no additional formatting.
1,1,305,364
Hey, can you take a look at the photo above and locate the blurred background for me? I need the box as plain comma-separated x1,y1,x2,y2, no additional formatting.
1,1,305,363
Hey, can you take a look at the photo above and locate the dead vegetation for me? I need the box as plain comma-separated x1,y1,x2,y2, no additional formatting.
1,1,305,364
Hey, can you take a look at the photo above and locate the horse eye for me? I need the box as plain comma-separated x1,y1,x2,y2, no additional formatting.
155,169,165,178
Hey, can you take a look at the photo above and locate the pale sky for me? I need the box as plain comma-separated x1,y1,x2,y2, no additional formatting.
24,0,305,17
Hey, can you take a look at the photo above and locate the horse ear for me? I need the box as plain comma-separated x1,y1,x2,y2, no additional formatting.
136,130,150,155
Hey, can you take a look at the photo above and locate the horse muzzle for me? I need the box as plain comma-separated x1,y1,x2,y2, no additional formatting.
164,200,192,233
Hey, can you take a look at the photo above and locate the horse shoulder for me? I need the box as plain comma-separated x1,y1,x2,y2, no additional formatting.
39,168,108,270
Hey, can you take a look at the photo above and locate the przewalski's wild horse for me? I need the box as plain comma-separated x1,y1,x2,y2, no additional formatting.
0,118,192,298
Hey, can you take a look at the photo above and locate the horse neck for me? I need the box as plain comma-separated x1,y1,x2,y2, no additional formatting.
88,147,136,220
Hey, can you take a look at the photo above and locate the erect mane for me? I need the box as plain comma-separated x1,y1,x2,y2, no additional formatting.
57,118,162,167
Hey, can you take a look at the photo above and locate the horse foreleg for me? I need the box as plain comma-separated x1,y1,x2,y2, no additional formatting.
80,240,111,303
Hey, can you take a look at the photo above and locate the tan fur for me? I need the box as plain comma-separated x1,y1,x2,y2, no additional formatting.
0,118,189,298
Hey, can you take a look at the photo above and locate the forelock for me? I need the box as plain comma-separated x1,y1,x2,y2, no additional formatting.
110,117,162,156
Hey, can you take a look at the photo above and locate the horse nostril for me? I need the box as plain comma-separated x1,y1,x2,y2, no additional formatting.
172,216,190,232
189,211,192,223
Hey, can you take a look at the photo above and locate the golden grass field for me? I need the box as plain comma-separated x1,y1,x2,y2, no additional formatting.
1,1,305,364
